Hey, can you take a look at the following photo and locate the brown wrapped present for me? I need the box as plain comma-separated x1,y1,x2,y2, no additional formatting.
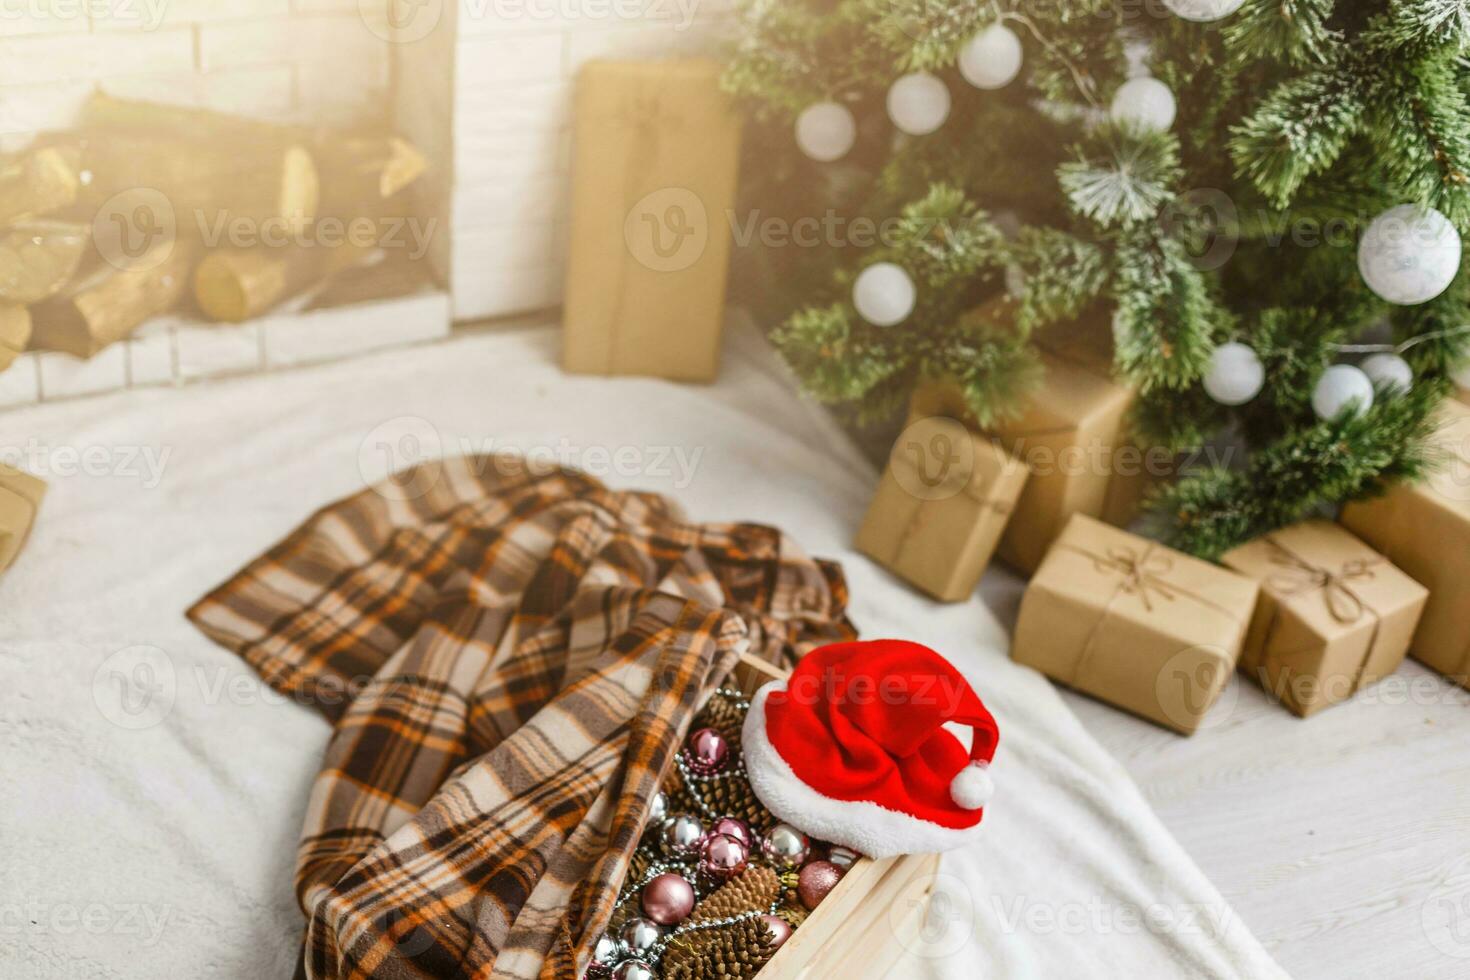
1013,514,1260,734
1221,520,1427,716
856,415,1028,601
1,304,31,371
562,58,742,383
0,462,47,571
911,304,1135,573
1341,399,1470,687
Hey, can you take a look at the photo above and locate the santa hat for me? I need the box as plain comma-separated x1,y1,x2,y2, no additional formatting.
742,639,999,858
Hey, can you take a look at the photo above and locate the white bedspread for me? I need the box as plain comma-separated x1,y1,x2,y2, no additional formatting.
0,319,1287,979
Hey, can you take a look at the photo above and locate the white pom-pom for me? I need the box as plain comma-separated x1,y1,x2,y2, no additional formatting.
950,762,994,810
887,72,951,136
1358,205,1461,306
795,102,857,162
852,262,916,327
1110,76,1176,132
1203,342,1265,405
959,24,1023,90
1313,364,1376,421
1361,353,1414,396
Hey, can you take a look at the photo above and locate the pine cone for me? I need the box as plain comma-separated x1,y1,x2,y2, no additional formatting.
776,903,808,929
777,870,801,909
692,866,780,923
627,847,655,888
663,916,780,980
665,765,771,829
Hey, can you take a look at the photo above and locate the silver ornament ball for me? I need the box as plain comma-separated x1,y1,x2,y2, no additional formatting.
826,845,861,870
1360,353,1414,396
612,959,656,980
591,933,623,969
646,791,668,828
1312,365,1376,421
619,917,662,957
659,813,705,857
761,823,810,868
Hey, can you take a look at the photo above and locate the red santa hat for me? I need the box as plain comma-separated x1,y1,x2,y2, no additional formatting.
742,639,999,858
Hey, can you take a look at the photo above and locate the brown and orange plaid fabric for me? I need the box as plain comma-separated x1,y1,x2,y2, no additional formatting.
187,456,855,980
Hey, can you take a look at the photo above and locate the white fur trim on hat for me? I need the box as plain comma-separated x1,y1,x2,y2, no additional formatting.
741,681,987,859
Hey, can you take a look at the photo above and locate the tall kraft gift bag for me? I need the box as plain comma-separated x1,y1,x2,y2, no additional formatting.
563,59,742,383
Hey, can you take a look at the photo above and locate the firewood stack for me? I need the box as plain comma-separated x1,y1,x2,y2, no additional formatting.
0,94,430,370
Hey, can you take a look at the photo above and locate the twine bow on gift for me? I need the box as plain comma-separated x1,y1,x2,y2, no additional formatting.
1263,538,1383,625
1258,535,1386,701
1077,545,1179,613
1059,540,1241,696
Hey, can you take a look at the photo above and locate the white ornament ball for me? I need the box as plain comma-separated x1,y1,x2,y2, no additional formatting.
1162,0,1246,22
795,102,857,162
1452,357,1470,390
852,262,916,327
1358,205,1462,306
959,24,1023,90
950,762,994,810
1004,263,1026,298
1203,342,1265,405
1110,76,1177,132
886,72,951,136
1313,365,1376,421
1360,353,1414,395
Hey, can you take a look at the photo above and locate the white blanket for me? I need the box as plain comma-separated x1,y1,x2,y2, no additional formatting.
0,320,1287,979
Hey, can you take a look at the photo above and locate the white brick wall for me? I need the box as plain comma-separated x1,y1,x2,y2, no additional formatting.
0,0,395,153
0,1,451,410
396,0,733,321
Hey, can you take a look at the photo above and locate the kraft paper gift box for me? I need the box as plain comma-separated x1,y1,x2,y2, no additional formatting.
562,58,742,384
0,462,46,571
910,306,1135,574
1221,520,1428,717
1341,399,1470,688
1013,514,1260,735
855,415,1028,602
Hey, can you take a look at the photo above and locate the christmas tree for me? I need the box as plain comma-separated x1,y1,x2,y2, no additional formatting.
723,0,1470,558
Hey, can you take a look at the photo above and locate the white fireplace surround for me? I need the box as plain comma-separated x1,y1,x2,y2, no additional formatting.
0,0,730,408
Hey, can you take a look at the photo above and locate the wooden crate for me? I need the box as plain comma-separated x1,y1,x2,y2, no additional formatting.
725,653,941,979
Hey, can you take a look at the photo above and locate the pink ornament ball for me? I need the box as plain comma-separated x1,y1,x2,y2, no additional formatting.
709,817,752,848
685,727,730,775
759,914,793,949
797,860,844,910
641,872,696,926
699,833,749,880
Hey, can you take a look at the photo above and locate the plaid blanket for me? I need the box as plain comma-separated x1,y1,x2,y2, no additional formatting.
187,456,856,980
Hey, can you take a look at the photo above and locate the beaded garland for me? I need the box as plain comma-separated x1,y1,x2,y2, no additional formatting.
586,688,855,980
